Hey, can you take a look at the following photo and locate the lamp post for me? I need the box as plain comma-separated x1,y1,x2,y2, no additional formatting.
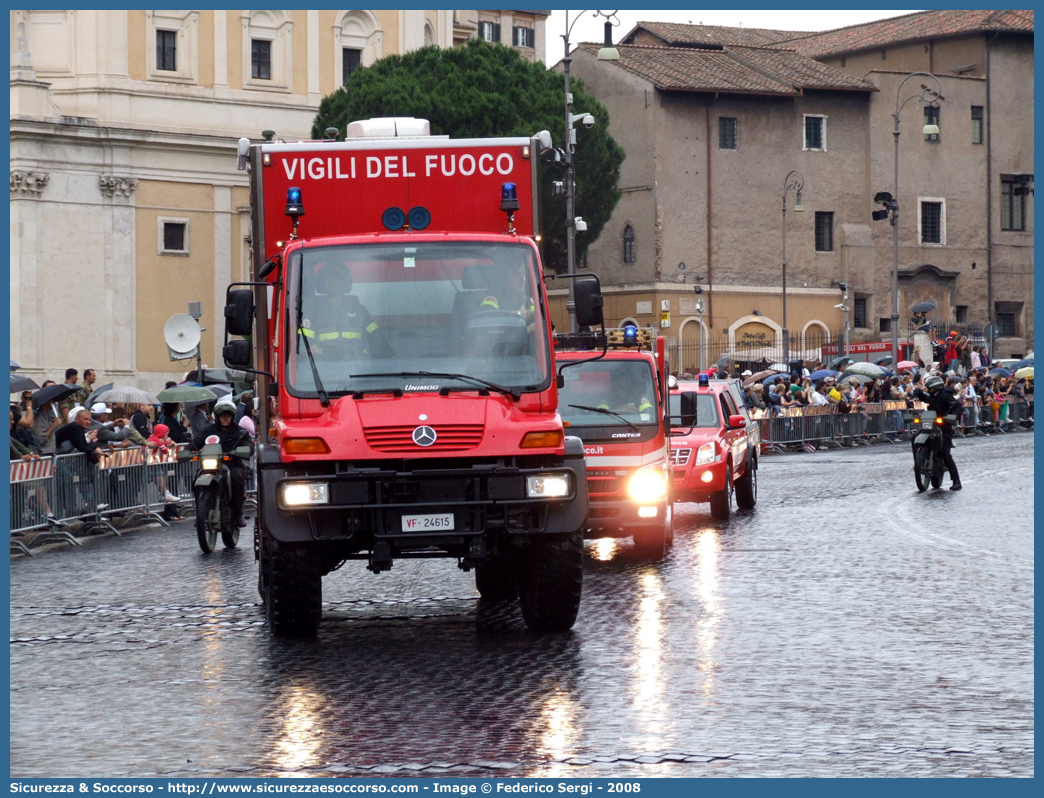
562,10,619,332
781,170,804,363
888,72,943,368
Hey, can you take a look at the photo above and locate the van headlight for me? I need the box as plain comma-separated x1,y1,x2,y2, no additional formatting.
201,457,220,471
694,442,717,465
628,467,667,502
526,474,570,498
281,482,329,507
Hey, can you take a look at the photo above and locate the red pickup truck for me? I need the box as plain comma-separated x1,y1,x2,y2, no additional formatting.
668,376,759,520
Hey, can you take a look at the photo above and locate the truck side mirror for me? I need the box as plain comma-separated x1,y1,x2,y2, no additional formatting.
224,339,252,367
574,275,604,328
668,392,698,429
224,289,254,337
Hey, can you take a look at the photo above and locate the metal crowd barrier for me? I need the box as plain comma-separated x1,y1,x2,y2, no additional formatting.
11,440,261,556
753,397,1031,456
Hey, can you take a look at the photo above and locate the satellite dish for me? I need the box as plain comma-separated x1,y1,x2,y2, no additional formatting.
164,314,201,362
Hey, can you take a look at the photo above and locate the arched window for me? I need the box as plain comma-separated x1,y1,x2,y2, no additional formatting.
623,225,636,263
424,19,436,47
242,10,293,91
333,11,383,87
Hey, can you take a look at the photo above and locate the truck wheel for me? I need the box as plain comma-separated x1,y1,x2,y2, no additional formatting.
735,457,758,510
517,532,583,632
265,538,322,637
475,552,518,601
633,514,671,559
710,465,733,521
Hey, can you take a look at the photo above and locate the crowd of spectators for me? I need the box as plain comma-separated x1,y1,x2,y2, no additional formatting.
10,369,258,526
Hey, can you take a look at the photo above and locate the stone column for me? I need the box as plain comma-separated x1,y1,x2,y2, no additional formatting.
214,186,234,368
99,175,139,380
10,171,50,370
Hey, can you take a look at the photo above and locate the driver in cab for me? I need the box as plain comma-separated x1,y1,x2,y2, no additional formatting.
299,262,393,358
191,399,254,527
599,370,654,418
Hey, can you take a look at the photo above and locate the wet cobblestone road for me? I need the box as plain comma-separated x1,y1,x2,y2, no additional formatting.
11,434,1034,777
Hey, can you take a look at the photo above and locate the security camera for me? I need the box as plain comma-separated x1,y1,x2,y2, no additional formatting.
574,216,588,233
834,303,847,309
582,114,595,129
534,130,553,152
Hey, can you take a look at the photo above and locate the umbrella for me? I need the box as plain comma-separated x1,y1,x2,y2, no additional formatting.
768,362,789,373
838,372,874,385
10,374,39,393
743,369,782,387
989,367,1012,378
32,383,79,409
157,384,217,404
828,356,855,371
93,386,160,405
896,360,919,371
186,383,232,407
808,369,840,381
85,382,113,409
184,367,251,385
874,355,894,366
1014,367,1033,380
762,373,789,385
1010,358,1033,370
911,301,937,313
10,359,20,371
845,361,886,377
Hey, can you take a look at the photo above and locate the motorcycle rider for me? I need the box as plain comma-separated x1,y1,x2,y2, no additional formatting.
912,375,963,491
190,398,253,526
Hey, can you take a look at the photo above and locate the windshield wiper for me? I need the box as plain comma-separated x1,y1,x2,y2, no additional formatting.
566,404,640,432
295,262,331,407
350,371,521,401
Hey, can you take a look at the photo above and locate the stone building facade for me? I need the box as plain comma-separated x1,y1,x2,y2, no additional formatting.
556,11,1033,361
9,9,548,388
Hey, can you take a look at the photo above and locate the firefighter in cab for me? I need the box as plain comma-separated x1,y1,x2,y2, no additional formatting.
299,262,393,358
599,368,654,418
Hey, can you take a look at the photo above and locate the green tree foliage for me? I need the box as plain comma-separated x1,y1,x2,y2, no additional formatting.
312,39,624,273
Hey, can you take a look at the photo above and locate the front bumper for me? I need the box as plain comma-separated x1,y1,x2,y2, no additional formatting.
258,440,589,546
672,459,727,502
584,496,668,538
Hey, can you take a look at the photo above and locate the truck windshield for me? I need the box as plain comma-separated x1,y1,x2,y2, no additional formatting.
559,360,659,427
285,242,550,397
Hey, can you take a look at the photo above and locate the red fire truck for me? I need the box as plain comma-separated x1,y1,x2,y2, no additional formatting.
222,118,603,636
554,327,674,557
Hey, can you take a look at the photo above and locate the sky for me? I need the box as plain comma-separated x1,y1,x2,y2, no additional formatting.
544,10,923,65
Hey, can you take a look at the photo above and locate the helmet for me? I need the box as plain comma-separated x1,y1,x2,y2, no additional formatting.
214,398,237,417
318,262,352,295
925,375,944,394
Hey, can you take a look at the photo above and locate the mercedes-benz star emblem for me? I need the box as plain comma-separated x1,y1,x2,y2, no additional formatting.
412,426,437,447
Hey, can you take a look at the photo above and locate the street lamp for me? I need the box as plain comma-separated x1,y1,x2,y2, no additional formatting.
562,10,619,332
781,170,804,363
881,72,944,368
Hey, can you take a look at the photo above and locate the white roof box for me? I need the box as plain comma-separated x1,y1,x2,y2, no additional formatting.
345,117,430,138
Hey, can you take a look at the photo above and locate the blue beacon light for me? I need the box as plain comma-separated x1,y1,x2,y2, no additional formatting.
623,325,639,344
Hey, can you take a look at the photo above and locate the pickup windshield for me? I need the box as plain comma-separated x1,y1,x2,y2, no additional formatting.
558,360,659,427
285,242,550,398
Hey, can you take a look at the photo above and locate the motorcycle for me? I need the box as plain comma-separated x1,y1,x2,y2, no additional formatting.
910,410,956,492
178,439,252,553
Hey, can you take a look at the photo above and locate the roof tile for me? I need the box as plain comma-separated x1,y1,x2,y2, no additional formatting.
776,9,1034,58
626,20,813,48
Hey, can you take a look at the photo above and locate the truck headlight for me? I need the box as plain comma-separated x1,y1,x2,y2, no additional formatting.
201,457,220,471
526,474,570,498
628,467,667,502
694,442,717,465
281,482,329,507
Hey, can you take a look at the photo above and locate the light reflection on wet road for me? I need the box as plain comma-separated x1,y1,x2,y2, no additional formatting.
10,434,1034,777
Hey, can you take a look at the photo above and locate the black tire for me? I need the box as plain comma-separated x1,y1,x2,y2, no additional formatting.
930,467,945,489
220,500,240,550
475,552,518,601
735,456,758,510
517,532,583,632
913,446,932,493
710,464,734,521
633,515,669,559
195,490,218,554
265,538,322,637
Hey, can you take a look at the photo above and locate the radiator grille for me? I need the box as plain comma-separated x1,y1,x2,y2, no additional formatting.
364,424,484,453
